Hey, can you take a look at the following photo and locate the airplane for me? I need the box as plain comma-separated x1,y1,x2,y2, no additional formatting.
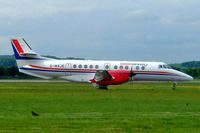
11,38,193,89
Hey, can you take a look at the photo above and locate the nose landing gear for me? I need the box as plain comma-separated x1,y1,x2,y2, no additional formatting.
172,82,177,90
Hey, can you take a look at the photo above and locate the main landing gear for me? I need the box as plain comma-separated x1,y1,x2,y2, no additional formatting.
93,83,108,90
98,84,108,90
99,86,108,90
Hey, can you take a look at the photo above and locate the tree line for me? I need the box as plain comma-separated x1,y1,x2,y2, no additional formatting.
0,55,85,79
171,66,200,79
0,66,35,79
183,68,200,79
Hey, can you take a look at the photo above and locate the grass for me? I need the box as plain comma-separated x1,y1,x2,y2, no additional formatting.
0,82,200,133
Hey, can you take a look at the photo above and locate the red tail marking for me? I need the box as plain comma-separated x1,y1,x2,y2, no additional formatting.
12,39,24,53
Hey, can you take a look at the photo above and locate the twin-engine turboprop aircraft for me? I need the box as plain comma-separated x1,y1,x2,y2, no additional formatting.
11,38,193,89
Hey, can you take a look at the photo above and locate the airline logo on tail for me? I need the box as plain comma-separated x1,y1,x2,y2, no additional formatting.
11,38,44,60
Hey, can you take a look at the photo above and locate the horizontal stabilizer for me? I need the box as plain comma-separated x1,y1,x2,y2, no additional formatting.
20,53,38,56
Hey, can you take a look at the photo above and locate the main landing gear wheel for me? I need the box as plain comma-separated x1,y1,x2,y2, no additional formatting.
92,83,108,90
99,86,108,90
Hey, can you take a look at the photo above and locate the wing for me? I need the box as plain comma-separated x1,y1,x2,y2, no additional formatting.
94,70,113,82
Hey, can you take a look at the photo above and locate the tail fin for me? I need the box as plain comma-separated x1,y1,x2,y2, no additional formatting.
11,38,54,79
11,38,51,68
11,38,41,60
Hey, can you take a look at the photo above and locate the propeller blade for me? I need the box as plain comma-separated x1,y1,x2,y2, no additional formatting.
129,66,136,80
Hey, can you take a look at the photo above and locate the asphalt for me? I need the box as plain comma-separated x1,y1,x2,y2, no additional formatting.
0,80,198,83
0,80,67,82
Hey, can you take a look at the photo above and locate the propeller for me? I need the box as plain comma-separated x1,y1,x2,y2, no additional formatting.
129,66,136,81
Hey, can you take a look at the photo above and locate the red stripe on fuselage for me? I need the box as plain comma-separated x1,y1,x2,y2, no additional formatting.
28,65,180,76
135,71,179,76
12,39,24,53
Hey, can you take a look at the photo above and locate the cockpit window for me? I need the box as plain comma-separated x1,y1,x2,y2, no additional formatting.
166,65,172,69
158,64,172,69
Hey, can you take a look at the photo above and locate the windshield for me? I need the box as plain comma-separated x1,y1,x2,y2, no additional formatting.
158,64,172,69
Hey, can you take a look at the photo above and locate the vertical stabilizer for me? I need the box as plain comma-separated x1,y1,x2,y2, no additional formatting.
11,38,50,68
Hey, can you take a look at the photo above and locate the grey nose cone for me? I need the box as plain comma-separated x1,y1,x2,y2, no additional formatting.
187,75,194,81
172,69,194,81
183,73,194,81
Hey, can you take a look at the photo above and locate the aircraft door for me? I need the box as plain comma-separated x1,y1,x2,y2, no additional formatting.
65,63,72,76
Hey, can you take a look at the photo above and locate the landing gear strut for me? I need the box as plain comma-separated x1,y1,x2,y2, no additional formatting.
172,82,177,90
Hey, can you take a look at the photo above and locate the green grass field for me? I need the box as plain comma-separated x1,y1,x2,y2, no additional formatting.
0,82,200,133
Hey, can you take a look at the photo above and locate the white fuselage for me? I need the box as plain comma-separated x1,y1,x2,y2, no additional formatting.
18,59,193,82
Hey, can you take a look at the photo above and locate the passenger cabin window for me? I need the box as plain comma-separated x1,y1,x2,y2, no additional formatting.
89,65,93,69
136,66,140,70
125,66,129,70
95,65,99,69
78,64,82,68
119,66,123,70
105,65,109,69
114,65,118,69
84,65,88,69
141,66,145,70
73,64,77,68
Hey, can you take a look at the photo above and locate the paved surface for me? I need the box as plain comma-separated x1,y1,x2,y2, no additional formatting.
0,80,198,83
0,80,68,82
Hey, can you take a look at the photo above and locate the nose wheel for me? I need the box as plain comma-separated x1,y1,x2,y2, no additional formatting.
172,82,177,90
